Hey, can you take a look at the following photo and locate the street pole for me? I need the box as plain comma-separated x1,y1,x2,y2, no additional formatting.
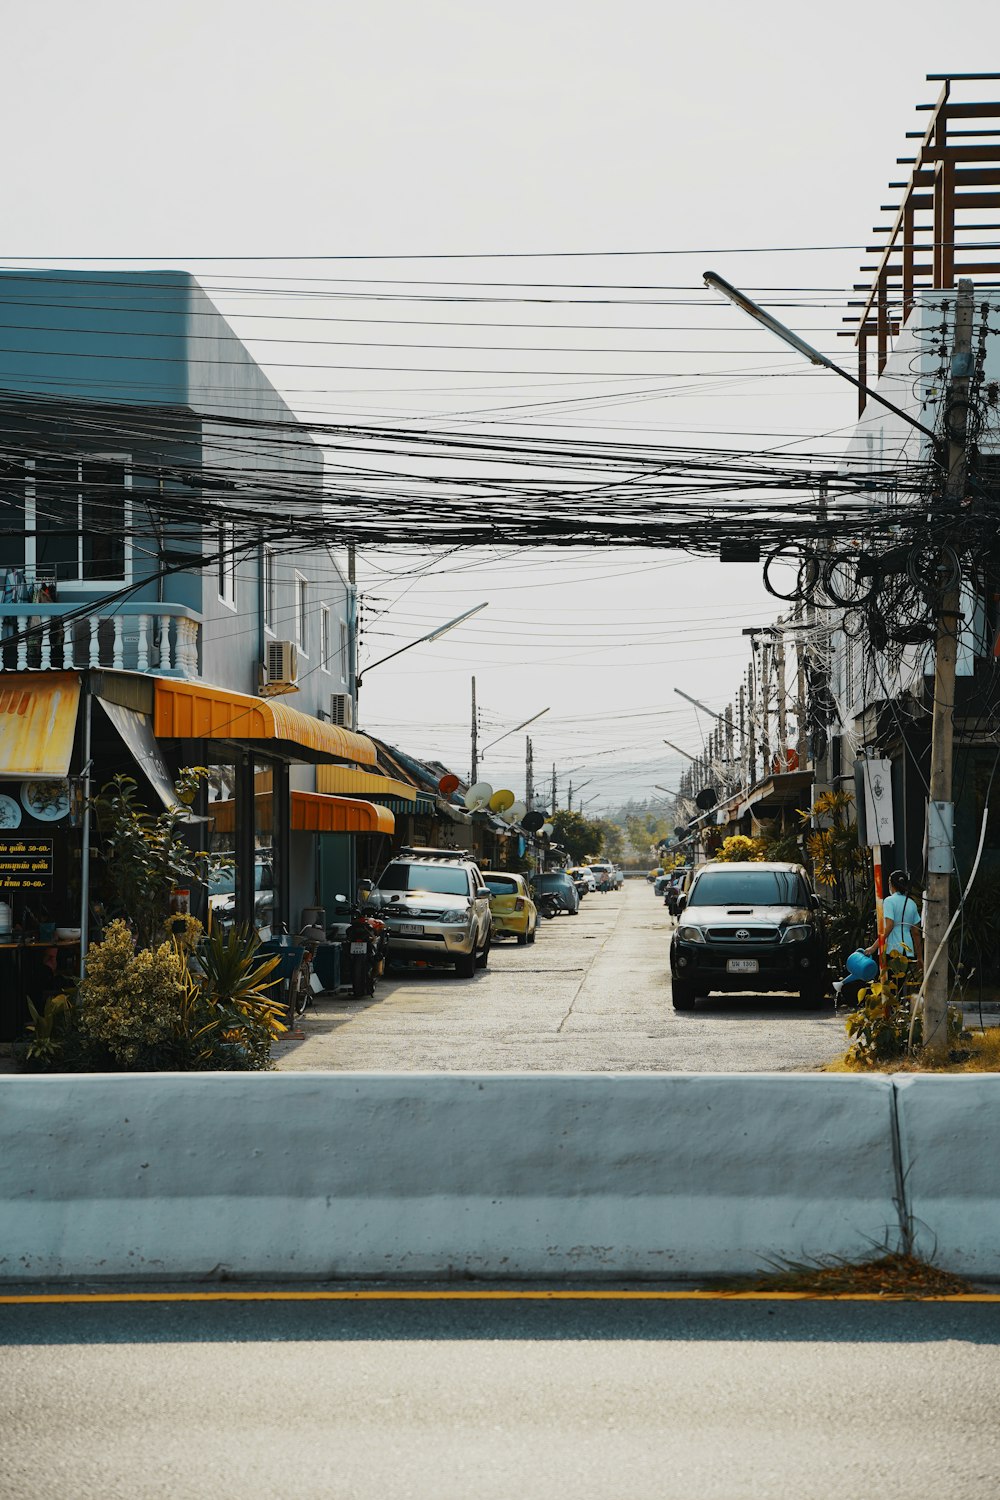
775,624,788,772
760,639,771,774
525,736,534,810
471,676,478,783
567,781,573,811
725,704,734,792
923,278,975,1055
795,602,809,771
747,664,757,787
551,763,557,811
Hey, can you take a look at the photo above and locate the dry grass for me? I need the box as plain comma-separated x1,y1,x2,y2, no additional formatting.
721,1253,974,1298
826,1026,1000,1073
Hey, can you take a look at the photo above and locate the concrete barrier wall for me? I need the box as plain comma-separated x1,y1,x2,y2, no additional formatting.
0,1072,902,1282
895,1076,1000,1278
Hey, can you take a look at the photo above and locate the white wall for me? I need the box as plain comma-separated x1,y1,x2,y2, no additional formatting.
0,1072,902,1282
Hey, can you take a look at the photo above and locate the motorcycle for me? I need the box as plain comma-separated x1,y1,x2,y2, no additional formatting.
328,892,388,998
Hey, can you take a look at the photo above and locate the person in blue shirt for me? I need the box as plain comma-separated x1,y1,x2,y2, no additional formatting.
866,870,923,963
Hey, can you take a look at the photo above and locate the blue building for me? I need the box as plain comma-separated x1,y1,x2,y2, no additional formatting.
0,268,397,979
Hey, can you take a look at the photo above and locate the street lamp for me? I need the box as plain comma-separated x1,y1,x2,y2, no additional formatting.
480,706,550,759
355,602,488,688
703,271,937,441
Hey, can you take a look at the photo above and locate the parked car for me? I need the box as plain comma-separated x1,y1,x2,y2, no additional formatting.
371,846,493,978
588,862,615,892
664,867,692,914
482,871,537,946
207,857,274,932
669,861,828,1011
566,865,595,895
531,870,581,915
653,873,672,897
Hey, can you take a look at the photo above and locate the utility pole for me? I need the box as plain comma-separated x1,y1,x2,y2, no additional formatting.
551,763,557,812
746,663,757,787
795,601,809,769
923,278,975,1055
525,736,534,810
738,683,746,786
760,639,771,774
567,781,573,811
775,624,788,772
470,676,478,783
725,703,734,791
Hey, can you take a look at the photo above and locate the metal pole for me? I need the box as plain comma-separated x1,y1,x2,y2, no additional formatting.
551,763,557,811
470,676,478,783
78,675,93,979
760,640,771,774
923,278,975,1054
747,664,757,788
525,736,534,810
775,625,788,772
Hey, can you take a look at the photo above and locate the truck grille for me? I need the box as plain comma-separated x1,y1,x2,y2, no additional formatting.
705,926,780,942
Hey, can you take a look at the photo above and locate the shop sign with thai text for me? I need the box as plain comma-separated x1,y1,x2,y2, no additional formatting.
0,837,54,890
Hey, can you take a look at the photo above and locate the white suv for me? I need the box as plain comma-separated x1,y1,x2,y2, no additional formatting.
372,847,493,978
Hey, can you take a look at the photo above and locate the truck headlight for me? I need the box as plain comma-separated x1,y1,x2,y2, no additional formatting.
781,925,812,944
676,925,705,944
439,910,469,925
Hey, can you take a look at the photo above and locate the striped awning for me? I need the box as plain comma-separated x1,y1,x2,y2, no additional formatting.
154,679,378,766
209,791,394,836
0,673,80,777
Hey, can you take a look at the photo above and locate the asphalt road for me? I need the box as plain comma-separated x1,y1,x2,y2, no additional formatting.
2,1292,999,1499
276,879,845,1072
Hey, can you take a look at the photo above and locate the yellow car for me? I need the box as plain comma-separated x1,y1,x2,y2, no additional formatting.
482,871,538,946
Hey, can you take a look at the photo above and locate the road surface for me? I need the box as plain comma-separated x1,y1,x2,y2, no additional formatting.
2,1291,998,1499
277,879,845,1072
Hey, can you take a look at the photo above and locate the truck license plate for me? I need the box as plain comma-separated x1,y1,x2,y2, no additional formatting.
727,958,759,974
350,941,368,954
399,924,423,936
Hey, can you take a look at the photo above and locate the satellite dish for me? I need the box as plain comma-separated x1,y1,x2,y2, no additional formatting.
540,823,554,838
500,807,519,824
438,773,460,795
464,780,494,810
695,787,718,811
508,801,527,823
522,811,545,832
489,789,515,812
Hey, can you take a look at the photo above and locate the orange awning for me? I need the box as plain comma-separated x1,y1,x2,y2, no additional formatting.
154,678,377,766
209,791,394,836
0,673,80,778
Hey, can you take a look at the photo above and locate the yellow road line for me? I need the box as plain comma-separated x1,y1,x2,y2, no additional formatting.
2,1289,999,1305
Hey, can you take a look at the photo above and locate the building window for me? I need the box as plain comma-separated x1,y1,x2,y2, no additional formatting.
218,520,237,607
263,547,275,632
14,457,131,585
295,573,308,650
339,620,348,681
320,605,331,672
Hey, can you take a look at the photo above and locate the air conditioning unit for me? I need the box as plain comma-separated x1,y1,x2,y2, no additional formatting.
260,639,298,693
330,692,353,728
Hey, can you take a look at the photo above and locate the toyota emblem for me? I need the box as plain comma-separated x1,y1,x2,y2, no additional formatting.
735,929,750,940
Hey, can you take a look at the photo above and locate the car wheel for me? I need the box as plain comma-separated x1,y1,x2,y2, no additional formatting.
454,951,476,978
527,926,536,944
476,932,491,969
671,980,697,1011
568,906,579,915
516,930,529,946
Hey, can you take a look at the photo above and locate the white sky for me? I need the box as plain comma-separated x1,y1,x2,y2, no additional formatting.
3,0,996,809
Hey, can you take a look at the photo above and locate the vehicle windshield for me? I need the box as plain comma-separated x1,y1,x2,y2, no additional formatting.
484,876,518,896
535,873,570,890
378,863,471,896
687,869,810,907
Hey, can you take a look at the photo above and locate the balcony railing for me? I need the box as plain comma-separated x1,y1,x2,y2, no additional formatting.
0,603,203,678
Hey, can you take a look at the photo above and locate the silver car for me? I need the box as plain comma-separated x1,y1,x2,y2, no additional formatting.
372,847,493,978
